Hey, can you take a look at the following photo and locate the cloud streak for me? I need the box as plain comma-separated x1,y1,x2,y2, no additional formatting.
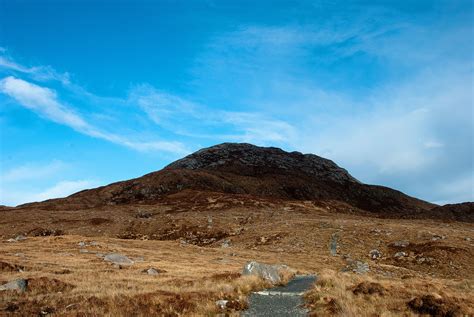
0,76,189,155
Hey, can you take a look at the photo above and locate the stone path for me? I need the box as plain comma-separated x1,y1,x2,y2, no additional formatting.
241,275,317,317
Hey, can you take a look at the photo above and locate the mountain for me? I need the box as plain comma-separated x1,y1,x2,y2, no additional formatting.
17,143,429,213
17,143,471,221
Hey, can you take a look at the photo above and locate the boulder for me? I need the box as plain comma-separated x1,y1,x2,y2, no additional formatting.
369,249,382,260
0,279,28,292
242,261,287,284
103,253,133,266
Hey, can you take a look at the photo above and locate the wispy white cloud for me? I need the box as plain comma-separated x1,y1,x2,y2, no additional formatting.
1,160,67,183
0,76,189,155
130,85,296,145
1,179,99,206
0,76,88,129
0,53,71,84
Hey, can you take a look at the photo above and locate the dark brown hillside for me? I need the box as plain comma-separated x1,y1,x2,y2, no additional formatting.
16,143,447,219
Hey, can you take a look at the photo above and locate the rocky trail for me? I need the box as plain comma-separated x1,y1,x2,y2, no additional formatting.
242,275,317,317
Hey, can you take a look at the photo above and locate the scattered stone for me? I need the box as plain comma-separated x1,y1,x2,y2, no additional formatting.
78,241,98,247
329,233,338,256
28,227,64,237
342,260,369,274
7,235,27,243
135,211,153,219
216,299,229,310
0,279,28,292
391,240,410,248
394,251,407,259
145,268,159,275
431,235,445,241
242,261,288,284
465,237,471,241
416,256,435,265
221,239,231,248
369,249,382,260
103,253,134,266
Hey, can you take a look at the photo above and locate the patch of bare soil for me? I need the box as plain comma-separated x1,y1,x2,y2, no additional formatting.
88,217,113,225
407,295,462,317
352,282,385,296
27,227,64,237
0,261,25,273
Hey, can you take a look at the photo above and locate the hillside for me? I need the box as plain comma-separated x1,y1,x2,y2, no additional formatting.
17,143,449,220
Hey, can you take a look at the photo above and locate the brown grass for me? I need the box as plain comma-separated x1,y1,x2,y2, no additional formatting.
304,269,474,316
1,193,473,315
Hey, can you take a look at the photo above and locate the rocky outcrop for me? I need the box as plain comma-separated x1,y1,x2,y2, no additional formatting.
165,143,359,184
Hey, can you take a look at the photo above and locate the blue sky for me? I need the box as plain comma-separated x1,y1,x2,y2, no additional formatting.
0,0,472,206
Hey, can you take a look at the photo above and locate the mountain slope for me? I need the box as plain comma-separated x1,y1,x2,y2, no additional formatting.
17,143,444,218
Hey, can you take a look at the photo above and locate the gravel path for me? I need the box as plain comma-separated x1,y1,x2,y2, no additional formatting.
241,275,317,317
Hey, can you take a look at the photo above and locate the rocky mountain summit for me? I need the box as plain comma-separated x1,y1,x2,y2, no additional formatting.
17,143,472,221
165,143,359,184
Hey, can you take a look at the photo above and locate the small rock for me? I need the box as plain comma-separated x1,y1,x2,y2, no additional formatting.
369,249,382,260
216,299,228,310
15,235,27,241
103,253,134,266
221,239,231,248
343,260,370,274
394,251,407,259
465,237,471,241
391,240,410,248
329,233,338,256
431,234,445,241
0,279,28,292
78,241,86,247
7,235,27,243
145,268,159,275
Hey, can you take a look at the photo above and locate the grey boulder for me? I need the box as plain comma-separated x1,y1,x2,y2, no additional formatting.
0,279,28,292
242,261,287,284
103,253,134,266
